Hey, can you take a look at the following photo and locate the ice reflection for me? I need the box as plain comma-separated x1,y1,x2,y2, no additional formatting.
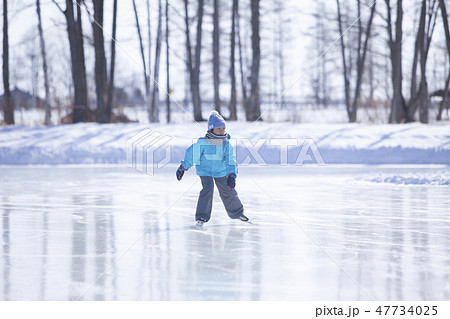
0,166,449,300
2,196,10,301
40,196,49,300
386,189,404,300
141,210,170,300
410,188,432,300
181,226,260,301
70,195,87,300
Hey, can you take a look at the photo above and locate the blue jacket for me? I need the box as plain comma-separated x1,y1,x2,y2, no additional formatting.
181,135,238,178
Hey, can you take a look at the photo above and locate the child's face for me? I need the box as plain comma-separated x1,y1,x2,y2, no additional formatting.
212,127,226,135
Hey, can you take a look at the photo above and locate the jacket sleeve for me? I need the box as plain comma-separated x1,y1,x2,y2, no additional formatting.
181,140,202,170
224,141,238,175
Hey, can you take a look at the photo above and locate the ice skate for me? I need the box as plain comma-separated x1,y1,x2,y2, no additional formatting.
238,214,249,222
196,218,207,227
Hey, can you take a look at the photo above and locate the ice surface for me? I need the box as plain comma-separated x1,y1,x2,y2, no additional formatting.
0,165,449,300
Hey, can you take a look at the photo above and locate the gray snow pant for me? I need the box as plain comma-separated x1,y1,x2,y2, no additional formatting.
195,175,244,222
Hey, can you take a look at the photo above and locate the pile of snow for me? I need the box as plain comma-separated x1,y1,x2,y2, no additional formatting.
0,122,449,165
355,171,450,186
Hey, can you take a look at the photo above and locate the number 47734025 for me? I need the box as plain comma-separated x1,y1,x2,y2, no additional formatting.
375,305,438,316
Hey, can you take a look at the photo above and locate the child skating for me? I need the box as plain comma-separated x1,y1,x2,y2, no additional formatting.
176,111,248,226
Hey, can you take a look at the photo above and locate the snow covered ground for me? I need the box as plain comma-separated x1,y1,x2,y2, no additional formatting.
355,170,450,186
10,104,450,126
0,121,449,165
0,165,449,301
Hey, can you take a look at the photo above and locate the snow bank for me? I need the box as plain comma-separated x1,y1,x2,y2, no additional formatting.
355,171,450,186
0,122,449,165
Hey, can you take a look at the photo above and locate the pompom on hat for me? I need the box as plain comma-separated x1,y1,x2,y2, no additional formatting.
207,110,226,130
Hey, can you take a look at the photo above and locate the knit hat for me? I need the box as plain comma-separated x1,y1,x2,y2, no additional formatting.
207,110,226,130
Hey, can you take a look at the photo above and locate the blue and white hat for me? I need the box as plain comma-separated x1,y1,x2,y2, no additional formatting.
208,110,226,130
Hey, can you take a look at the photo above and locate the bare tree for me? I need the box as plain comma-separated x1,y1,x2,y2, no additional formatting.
351,1,376,122
36,0,51,125
132,0,150,114
150,0,162,123
105,0,118,123
336,0,351,117
184,0,204,121
275,0,286,108
236,0,248,114
410,2,425,104
408,0,439,123
146,0,153,121
247,0,262,121
310,1,333,107
229,0,238,120
193,0,204,121
2,0,14,125
53,0,89,123
437,0,450,121
147,0,152,91
267,0,287,108
165,0,171,123
385,0,407,123
336,0,376,122
213,0,221,113
93,0,107,123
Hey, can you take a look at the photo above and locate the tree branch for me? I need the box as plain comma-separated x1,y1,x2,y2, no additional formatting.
51,0,65,14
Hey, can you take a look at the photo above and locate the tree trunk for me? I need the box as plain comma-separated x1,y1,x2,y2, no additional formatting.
418,78,429,123
408,0,438,123
213,0,221,113
193,0,204,121
386,0,407,123
147,0,152,86
408,0,426,121
93,0,107,123
146,0,152,121
410,2,425,106
336,0,352,121
2,0,14,125
437,0,450,120
132,0,150,112
417,0,430,124
437,72,450,120
236,1,248,114
276,0,286,108
313,1,328,108
165,0,170,123
247,0,261,121
184,0,194,111
36,0,51,125
105,0,118,123
65,0,88,123
150,0,162,123
229,0,237,120
350,0,377,123
184,0,204,122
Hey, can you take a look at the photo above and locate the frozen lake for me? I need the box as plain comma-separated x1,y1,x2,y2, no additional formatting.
0,165,449,301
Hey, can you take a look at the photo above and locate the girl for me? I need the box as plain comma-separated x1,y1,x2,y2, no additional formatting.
176,111,248,226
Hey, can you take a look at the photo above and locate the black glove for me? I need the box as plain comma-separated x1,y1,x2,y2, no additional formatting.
227,173,236,189
176,165,187,181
